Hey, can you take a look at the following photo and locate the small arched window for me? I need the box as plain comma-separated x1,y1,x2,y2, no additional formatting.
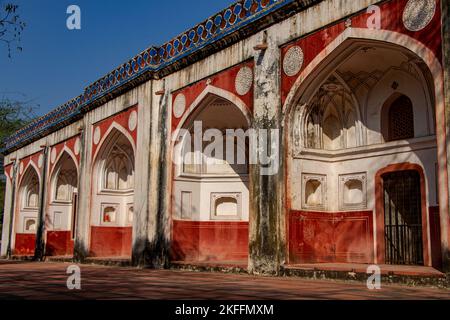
387,95,415,141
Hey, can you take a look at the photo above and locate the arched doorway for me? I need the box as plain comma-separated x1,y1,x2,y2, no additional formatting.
46,151,78,256
90,127,135,258
14,165,40,256
171,94,250,265
286,37,440,267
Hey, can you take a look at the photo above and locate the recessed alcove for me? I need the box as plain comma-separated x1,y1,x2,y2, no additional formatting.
302,174,326,210
24,218,36,233
101,205,118,224
211,193,242,220
339,173,367,210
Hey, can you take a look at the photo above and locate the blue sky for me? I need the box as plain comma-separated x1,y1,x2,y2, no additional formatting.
0,0,235,116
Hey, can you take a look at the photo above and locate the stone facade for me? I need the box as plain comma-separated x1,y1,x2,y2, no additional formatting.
1,0,450,274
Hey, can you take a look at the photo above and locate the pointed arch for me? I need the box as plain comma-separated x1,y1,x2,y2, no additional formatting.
19,165,40,210
283,27,447,214
93,126,135,193
283,28,443,115
89,124,135,258
50,150,78,202
170,85,251,264
50,146,79,178
172,85,252,141
93,122,136,164
284,27,448,266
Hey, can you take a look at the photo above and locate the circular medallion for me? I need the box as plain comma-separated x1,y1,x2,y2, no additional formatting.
402,0,436,32
93,127,101,145
19,162,24,174
173,94,186,119
235,66,253,96
38,154,44,168
283,46,304,77
128,110,138,131
74,138,81,156
50,148,57,164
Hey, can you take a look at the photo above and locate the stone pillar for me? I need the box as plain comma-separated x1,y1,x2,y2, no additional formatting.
34,146,49,260
249,31,285,275
143,79,171,268
1,161,17,257
131,82,153,266
73,122,91,261
441,0,450,272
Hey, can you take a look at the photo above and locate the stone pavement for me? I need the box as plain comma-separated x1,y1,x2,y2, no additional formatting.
0,261,448,300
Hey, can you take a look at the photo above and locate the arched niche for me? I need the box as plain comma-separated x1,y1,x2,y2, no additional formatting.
93,127,135,224
51,152,78,203
90,126,135,258
299,75,361,152
17,165,40,234
381,93,415,142
171,93,251,264
284,33,441,266
48,151,78,233
176,95,250,178
289,40,435,153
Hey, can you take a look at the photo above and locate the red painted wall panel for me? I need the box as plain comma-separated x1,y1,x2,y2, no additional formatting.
289,211,374,264
171,61,254,132
171,220,248,263
429,206,442,269
14,233,36,256
89,227,132,258
46,231,74,256
280,0,443,105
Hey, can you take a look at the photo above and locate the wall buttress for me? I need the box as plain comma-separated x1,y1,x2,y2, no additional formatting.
249,32,285,275
73,122,91,261
34,147,49,260
441,0,450,273
131,83,153,266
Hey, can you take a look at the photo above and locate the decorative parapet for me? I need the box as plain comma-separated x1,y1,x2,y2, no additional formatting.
3,0,301,152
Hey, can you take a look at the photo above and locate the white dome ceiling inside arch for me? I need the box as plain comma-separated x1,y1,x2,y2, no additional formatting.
334,44,425,94
337,46,411,76
187,97,249,130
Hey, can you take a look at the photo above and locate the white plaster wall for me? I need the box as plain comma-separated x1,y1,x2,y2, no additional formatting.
173,177,249,221
47,203,73,231
0,176,13,256
291,137,438,211
366,69,434,145
90,193,134,227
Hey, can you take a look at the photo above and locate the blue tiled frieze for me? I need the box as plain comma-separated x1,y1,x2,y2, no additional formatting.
3,0,294,151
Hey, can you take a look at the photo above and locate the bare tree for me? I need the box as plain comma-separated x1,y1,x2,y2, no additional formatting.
0,2,25,58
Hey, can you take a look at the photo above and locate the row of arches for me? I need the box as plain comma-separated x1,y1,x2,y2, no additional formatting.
10,30,446,268
15,126,135,257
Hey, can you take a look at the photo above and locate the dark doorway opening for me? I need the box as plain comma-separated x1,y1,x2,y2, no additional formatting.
383,170,424,265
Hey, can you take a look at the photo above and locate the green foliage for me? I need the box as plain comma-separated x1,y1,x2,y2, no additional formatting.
0,97,35,148
0,180,4,237
0,97,36,240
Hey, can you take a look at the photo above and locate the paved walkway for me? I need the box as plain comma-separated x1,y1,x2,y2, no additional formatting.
0,261,448,300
